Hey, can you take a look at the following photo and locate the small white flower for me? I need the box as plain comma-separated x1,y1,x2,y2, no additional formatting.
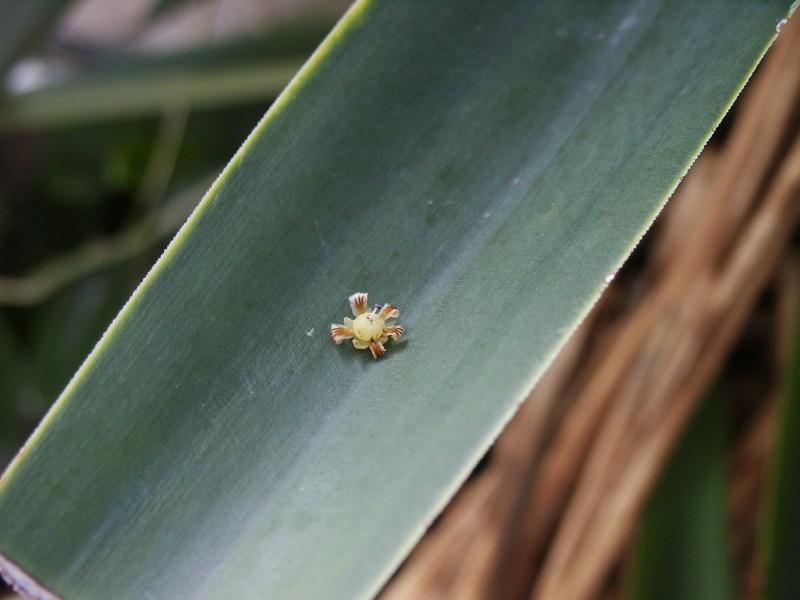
331,292,405,359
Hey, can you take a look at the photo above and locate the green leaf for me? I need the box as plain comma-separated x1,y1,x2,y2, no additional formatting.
0,0,73,80
29,268,136,402
0,2,792,599
761,290,800,600
0,312,31,467
627,390,734,600
0,21,333,131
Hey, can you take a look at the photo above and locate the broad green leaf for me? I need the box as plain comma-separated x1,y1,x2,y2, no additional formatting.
0,2,793,599
761,292,800,600
627,391,734,600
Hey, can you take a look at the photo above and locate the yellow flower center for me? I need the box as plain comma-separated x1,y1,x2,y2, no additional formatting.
352,312,385,341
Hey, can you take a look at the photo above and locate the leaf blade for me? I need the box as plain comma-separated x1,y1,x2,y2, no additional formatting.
0,2,792,599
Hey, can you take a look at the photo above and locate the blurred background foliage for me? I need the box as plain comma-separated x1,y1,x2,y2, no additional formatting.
1,2,799,600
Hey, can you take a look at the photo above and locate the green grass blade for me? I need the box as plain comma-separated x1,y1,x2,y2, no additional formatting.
761,290,800,599
627,391,734,600
0,21,333,132
0,0,73,79
0,313,29,466
0,2,792,599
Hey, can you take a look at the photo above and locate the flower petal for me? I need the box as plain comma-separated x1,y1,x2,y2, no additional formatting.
377,303,399,319
330,324,354,344
349,292,368,316
385,324,404,340
369,340,386,359
353,338,369,350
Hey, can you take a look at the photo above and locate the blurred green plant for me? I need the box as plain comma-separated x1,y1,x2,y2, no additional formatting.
627,389,734,600
761,289,800,600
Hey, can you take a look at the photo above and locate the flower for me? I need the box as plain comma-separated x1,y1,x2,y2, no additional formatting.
331,292,405,359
